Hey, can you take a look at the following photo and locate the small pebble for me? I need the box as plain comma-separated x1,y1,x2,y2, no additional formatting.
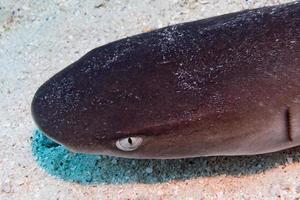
1,180,13,193
146,167,153,174
287,157,293,164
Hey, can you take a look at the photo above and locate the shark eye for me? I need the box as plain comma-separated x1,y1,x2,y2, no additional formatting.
116,137,143,151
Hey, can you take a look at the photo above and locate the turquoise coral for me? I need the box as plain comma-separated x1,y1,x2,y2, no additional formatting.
32,130,299,184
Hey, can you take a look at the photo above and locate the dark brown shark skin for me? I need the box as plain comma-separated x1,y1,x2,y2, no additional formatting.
32,2,300,159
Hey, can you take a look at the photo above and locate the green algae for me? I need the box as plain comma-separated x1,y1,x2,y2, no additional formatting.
32,130,300,185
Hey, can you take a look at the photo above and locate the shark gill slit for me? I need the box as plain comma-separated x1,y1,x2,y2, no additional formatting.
285,107,293,142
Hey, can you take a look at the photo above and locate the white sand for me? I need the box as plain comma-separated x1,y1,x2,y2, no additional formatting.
0,0,298,199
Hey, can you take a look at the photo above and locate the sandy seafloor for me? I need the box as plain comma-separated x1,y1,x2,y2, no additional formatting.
1,0,300,199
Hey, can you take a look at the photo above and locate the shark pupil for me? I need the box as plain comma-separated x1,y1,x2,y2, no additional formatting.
128,137,133,145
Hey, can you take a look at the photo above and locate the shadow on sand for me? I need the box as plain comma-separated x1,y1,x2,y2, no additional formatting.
32,130,300,185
